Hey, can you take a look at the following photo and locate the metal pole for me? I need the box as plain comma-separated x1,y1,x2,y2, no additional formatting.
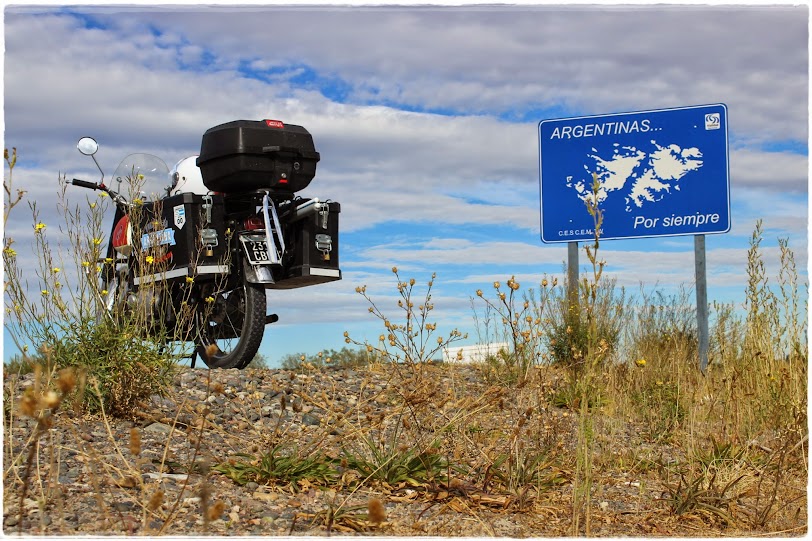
568,241,579,310
694,234,709,372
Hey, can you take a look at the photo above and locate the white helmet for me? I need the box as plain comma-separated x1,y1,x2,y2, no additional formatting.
169,156,208,196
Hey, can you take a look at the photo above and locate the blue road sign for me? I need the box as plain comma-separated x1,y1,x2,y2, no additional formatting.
538,104,730,243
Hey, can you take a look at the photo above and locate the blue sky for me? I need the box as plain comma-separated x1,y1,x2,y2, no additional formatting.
3,3,808,367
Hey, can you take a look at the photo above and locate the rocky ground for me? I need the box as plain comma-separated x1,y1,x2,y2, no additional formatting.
3,363,807,537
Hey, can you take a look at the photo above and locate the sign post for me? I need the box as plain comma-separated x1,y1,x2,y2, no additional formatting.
568,241,579,313
695,235,710,372
538,104,730,371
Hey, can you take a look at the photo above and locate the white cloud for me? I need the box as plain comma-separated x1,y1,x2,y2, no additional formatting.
102,6,807,141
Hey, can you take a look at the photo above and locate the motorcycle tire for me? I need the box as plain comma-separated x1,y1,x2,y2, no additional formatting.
196,282,266,369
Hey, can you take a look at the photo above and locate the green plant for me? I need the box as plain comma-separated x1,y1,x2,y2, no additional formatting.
244,352,270,369
549,378,604,410
703,221,808,441
660,465,746,526
280,347,374,370
212,444,338,489
3,151,182,418
340,407,451,488
342,436,449,488
4,353,37,376
291,497,387,534
570,172,613,536
624,287,697,365
544,278,625,375
631,379,686,443
485,449,566,498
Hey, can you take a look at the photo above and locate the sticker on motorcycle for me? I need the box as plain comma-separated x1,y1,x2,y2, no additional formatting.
142,228,177,250
173,205,186,230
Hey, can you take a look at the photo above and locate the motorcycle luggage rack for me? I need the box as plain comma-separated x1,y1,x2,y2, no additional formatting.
261,192,285,265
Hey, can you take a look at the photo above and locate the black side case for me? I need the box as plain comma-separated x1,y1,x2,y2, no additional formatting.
269,200,341,289
135,193,227,283
197,120,320,196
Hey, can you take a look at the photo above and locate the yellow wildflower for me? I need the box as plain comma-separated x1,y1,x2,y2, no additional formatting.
81,261,90,268
4,247,16,257
92,238,102,246
52,267,60,273
205,296,215,303
34,222,46,233
145,255,155,264
185,276,194,284
635,358,647,367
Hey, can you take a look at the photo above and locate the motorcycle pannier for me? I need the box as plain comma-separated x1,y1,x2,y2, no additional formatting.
134,193,227,284
269,200,341,290
197,120,320,195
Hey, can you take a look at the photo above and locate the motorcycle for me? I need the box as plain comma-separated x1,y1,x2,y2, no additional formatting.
71,119,341,369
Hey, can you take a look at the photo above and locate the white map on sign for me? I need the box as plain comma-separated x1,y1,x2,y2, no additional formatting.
566,140,703,211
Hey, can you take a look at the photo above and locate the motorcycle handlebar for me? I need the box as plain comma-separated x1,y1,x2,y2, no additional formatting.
72,178,131,207
71,178,99,190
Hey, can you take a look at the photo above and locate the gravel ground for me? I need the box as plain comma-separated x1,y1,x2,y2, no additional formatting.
3,363,807,537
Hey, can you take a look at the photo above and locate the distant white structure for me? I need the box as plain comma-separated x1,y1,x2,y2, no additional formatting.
442,342,510,364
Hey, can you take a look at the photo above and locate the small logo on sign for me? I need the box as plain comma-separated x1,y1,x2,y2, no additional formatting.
174,205,186,230
705,113,721,130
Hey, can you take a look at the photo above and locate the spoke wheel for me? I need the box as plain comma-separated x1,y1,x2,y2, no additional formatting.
197,282,266,369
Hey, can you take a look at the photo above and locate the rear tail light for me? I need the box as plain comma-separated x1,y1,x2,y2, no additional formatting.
243,215,264,231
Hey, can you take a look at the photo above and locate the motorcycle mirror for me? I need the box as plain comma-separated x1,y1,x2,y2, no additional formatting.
77,137,99,156
77,137,105,184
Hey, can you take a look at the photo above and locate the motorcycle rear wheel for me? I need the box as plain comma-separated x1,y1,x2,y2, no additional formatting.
196,282,266,369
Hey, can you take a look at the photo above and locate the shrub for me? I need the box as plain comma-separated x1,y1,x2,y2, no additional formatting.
279,347,373,371
544,277,625,375
3,148,179,418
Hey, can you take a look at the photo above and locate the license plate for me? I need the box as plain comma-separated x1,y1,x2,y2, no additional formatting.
241,237,271,264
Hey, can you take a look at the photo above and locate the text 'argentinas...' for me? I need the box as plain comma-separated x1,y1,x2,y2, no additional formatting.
550,119,651,140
